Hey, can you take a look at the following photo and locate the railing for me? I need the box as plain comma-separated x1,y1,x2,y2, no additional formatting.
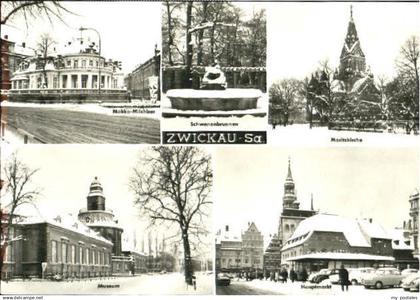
9,88,126,95
162,65,266,92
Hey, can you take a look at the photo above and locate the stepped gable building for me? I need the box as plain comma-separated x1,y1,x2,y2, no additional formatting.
263,234,282,274
215,223,264,273
278,158,316,252
330,6,381,119
241,222,264,271
281,214,395,272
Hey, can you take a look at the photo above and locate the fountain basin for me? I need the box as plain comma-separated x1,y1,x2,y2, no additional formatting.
167,88,262,111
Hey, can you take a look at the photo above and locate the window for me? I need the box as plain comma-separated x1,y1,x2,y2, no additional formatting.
52,241,58,263
79,246,83,264
71,75,78,88
62,243,67,263
86,248,90,265
82,60,86,68
89,60,93,67
81,75,88,88
62,75,67,88
73,60,78,68
53,77,58,89
66,60,71,67
71,245,76,264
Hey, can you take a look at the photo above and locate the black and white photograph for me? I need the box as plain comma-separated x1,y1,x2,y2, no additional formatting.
161,1,267,141
0,146,213,295
1,1,161,144
214,147,419,295
268,2,419,145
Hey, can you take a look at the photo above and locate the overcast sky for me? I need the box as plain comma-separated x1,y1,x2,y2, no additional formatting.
0,145,211,257
268,2,420,82
214,147,419,246
2,2,161,74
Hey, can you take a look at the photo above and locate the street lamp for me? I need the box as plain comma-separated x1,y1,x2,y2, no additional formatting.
79,27,101,94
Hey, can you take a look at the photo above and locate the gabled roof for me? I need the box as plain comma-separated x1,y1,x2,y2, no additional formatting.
282,214,392,251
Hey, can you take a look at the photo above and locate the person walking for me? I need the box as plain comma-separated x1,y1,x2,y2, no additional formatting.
338,264,349,292
290,268,297,283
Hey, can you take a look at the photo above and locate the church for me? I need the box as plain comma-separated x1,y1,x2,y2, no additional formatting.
310,7,383,130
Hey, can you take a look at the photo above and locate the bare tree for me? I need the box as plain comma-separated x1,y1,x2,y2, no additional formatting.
269,79,303,126
0,152,40,277
129,146,212,284
36,33,56,88
397,36,419,95
1,1,74,26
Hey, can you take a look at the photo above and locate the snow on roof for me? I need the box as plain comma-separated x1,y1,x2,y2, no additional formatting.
21,213,113,245
331,80,346,93
285,252,395,262
351,76,371,93
282,214,392,251
215,226,242,244
390,228,415,251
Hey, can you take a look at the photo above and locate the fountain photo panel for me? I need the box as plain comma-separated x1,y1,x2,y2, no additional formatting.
161,2,267,144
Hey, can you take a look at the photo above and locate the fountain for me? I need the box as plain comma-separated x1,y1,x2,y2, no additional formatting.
165,64,265,117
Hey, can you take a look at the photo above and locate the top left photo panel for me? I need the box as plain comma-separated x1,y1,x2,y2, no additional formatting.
1,1,161,144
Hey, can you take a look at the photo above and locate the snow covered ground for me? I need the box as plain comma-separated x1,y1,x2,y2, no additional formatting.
268,124,419,146
1,101,161,119
1,272,213,295
224,278,414,296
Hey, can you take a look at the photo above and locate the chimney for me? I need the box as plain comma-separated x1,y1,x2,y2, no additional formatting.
369,218,372,223
225,225,229,232
22,42,26,48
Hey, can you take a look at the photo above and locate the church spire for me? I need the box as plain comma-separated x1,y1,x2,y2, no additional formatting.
283,158,299,209
350,5,353,22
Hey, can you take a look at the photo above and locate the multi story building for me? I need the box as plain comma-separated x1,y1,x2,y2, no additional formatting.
277,159,316,258
215,223,264,273
281,214,395,272
1,212,113,280
404,189,419,259
263,234,282,274
8,36,127,103
125,46,160,102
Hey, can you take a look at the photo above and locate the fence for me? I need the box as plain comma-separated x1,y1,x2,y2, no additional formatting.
162,65,266,93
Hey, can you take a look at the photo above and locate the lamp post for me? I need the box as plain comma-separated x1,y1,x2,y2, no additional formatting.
79,27,101,94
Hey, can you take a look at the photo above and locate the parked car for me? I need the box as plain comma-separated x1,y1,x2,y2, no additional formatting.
216,273,231,286
308,269,329,283
310,269,339,284
361,268,404,289
401,272,420,291
401,268,418,276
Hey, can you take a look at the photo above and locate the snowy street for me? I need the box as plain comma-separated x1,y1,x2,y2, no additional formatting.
1,272,213,295
217,279,416,296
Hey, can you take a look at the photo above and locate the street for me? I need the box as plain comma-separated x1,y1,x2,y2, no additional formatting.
1,272,212,295
1,105,160,144
217,279,417,296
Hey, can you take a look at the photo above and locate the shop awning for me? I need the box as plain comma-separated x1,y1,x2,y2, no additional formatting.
285,252,395,262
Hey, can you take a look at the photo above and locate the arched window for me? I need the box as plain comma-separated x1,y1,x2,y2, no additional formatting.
285,224,290,232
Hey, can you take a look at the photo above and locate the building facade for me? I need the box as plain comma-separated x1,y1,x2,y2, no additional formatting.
241,222,264,271
277,159,316,259
281,214,395,272
404,189,419,259
125,47,160,102
8,37,127,103
2,213,113,280
263,234,282,274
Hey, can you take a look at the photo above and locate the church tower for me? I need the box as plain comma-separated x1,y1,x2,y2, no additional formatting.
283,158,299,209
78,177,123,256
278,159,316,252
336,6,367,91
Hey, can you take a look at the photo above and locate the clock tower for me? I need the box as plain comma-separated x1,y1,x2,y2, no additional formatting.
78,177,123,255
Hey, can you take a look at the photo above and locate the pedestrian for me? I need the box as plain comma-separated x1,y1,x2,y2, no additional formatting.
280,268,288,283
338,264,349,292
290,268,297,283
192,274,197,291
301,268,308,282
